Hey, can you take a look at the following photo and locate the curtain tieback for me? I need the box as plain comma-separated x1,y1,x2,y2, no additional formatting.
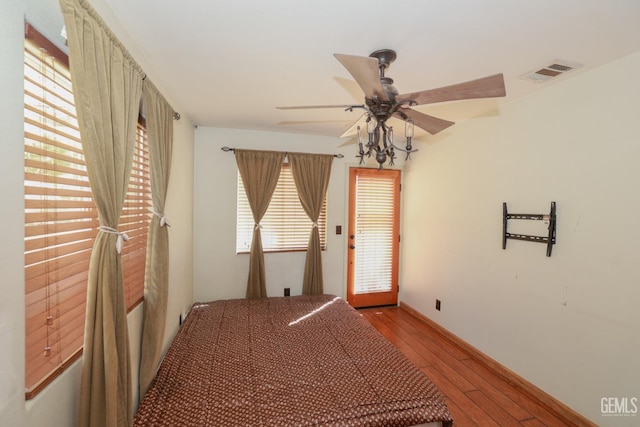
152,210,171,227
99,226,129,254
254,223,262,230
312,222,318,229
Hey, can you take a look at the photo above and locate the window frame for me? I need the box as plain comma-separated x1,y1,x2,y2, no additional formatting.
236,163,328,254
23,23,150,399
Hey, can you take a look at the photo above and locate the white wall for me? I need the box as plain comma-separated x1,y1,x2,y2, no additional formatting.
161,119,195,354
193,127,373,302
0,0,195,426
0,1,29,426
401,52,640,425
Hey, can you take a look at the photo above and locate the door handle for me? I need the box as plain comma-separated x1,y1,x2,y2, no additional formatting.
349,244,356,249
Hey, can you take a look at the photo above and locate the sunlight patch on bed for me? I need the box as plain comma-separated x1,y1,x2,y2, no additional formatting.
288,296,340,326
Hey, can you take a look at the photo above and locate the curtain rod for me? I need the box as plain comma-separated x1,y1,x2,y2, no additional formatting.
221,146,344,158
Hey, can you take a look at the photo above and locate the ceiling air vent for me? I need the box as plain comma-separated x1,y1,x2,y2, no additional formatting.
521,60,582,82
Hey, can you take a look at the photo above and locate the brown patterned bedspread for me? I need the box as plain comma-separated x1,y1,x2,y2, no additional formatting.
134,295,453,426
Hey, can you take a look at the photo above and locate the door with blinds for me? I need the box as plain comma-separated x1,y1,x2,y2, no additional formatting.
347,168,400,308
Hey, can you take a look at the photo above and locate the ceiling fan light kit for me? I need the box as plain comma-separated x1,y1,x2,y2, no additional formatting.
356,112,416,169
278,48,507,169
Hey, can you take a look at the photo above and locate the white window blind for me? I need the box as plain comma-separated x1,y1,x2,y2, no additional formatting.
121,123,152,308
236,164,327,253
23,26,150,398
353,171,399,294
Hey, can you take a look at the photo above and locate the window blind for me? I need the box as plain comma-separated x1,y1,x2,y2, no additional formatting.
23,26,150,398
353,171,399,294
121,123,151,309
236,164,327,253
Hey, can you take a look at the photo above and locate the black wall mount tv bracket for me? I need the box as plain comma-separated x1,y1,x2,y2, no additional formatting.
502,201,556,256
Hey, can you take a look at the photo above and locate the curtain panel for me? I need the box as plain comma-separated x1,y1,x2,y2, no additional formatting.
288,153,333,295
60,0,144,425
235,149,285,298
138,80,174,399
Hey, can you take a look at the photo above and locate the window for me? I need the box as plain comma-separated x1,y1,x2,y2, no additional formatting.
236,164,327,253
23,24,150,398
121,122,152,307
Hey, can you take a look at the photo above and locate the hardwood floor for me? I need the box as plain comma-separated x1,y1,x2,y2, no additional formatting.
359,305,579,427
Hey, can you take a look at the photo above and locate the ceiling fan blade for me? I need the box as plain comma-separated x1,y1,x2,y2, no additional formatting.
276,104,363,110
339,112,367,138
394,108,455,135
334,53,389,101
396,73,506,106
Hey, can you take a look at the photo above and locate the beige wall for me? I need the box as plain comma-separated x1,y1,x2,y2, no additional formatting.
0,1,29,426
192,126,408,302
1,0,195,426
193,127,363,302
400,52,640,425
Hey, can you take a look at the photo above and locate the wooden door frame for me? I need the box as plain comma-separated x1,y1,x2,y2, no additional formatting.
347,167,401,308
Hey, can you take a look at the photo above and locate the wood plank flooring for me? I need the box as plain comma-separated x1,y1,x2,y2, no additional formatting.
359,306,575,427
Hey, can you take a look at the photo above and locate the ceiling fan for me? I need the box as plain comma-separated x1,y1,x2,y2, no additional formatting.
277,49,506,167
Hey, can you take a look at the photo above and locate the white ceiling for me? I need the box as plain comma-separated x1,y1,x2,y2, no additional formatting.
27,0,640,139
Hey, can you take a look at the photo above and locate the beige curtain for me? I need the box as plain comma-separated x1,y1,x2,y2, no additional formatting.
235,149,285,298
288,153,333,295
60,0,144,426
138,80,174,399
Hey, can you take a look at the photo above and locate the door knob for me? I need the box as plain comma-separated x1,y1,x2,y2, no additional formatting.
349,244,356,249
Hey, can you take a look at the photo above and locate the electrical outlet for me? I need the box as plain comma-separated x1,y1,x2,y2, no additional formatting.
284,287,290,297
435,299,441,311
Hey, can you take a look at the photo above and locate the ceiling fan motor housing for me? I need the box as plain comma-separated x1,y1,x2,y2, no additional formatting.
370,49,399,101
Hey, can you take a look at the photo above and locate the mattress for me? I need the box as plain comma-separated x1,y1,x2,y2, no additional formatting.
134,294,453,426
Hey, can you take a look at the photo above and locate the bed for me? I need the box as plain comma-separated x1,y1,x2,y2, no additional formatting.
134,294,453,426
